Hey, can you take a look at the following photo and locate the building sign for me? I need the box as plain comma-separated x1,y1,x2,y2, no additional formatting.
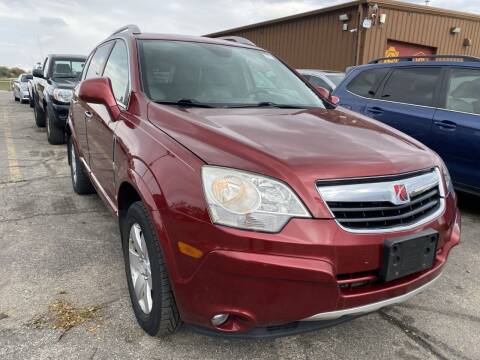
385,40,436,62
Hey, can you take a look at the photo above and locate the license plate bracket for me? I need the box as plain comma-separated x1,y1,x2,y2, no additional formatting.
380,229,438,282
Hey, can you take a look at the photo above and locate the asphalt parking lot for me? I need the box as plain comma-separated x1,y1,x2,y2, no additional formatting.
0,90,479,360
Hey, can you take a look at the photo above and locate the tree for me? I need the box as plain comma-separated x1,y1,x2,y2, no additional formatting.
0,65,27,78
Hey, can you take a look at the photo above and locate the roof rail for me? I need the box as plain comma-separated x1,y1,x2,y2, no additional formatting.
217,36,256,46
110,24,141,37
369,55,480,64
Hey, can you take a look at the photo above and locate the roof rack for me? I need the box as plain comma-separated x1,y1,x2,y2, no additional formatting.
110,24,141,37
369,55,480,64
217,36,256,46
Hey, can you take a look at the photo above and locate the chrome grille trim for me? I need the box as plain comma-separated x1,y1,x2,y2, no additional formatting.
316,168,446,233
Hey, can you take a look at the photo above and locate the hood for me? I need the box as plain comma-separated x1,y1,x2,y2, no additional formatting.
51,78,80,89
147,103,436,182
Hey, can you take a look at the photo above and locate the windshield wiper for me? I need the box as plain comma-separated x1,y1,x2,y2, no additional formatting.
225,102,304,109
154,99,215,108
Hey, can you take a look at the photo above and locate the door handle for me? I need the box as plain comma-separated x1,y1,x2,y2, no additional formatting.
85,111,93,120
434,120,457,130
367,107,384,115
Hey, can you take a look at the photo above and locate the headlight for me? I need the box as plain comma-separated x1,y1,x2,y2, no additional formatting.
441,163,454,196
53,88,73,103
202,166,311,232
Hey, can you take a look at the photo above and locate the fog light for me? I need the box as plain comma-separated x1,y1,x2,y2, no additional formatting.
211,314,229,326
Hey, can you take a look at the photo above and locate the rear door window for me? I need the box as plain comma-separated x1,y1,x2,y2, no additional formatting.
85,42,113,79
347,68,389,98
445,68,480,115
380,67,441,107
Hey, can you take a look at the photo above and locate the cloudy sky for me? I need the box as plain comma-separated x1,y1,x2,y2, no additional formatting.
0,0,478,69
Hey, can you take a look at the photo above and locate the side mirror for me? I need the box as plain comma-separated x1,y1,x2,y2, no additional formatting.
315,86,340,107
78,77,120,120
32,68,44,78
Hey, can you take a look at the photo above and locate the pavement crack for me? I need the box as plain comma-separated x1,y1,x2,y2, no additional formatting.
396,303,480,324
379,310,473,360
0,175,70,187
0,209,108,223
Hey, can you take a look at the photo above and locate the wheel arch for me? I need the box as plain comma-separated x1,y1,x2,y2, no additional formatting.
117,165,183,289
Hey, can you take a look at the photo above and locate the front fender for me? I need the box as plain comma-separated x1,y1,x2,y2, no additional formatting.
121,162,184,286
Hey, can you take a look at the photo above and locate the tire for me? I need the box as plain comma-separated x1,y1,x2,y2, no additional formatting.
34,100,46,127
68,136,95,195
46,107,65,145
29,97,34,108
14,95,19,102
121,202,181,337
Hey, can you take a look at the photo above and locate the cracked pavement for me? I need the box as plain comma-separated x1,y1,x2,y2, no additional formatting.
0,91,479,359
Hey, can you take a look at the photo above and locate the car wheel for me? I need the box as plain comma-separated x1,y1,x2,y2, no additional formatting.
46,108,65,145
34,101,46,127
14,94,19,101
68,136,95,195
29,97,34,108
121,202,182,337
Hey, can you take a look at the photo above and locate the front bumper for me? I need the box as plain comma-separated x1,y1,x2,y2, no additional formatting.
21,90,30,100
47,101,70,128
159,196,460,336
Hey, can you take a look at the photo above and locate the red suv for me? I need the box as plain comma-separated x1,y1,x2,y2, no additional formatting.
67,25,460,337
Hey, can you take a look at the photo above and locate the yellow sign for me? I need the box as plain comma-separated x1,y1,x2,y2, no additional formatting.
384,46,400,63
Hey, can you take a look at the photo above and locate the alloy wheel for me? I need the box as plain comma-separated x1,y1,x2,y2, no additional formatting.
128,223,153,314
71,141,77,185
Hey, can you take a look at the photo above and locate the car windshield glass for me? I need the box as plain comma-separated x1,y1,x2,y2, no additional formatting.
325,73,345,86
52,59,85,79
20,74,33,82
138,40,324,108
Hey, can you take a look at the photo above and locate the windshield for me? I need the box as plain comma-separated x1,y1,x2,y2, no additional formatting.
52,59,85,79
138,40,324,108
20,74,33,82
325,73,345,87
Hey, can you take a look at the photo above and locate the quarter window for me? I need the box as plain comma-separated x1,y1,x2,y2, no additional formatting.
380,67,441,107
445,68,480,115
347,68,389,98
103,41,129,104
308,75,332,92
85,43,113,79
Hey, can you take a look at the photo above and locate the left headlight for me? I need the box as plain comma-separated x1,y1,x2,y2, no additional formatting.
202,166,311,232
53,88,73,103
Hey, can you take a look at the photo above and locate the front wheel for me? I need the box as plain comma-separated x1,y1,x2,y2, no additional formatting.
46,108,65,144
121,202,182,337
68,136,95,195
34,100,46,127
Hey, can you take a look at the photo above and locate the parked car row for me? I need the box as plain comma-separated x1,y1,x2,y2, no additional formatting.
333,55,480,196
12,73,33,103
12,26,461,339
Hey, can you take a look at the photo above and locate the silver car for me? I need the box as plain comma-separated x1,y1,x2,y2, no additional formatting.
13,74,33,103
297,69,345,93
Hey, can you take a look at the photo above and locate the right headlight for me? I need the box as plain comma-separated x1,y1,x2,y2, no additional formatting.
53,88,73,103
202,166,311,232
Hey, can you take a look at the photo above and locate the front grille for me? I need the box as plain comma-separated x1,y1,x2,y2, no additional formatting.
317,169,444,231
328,186,441,230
